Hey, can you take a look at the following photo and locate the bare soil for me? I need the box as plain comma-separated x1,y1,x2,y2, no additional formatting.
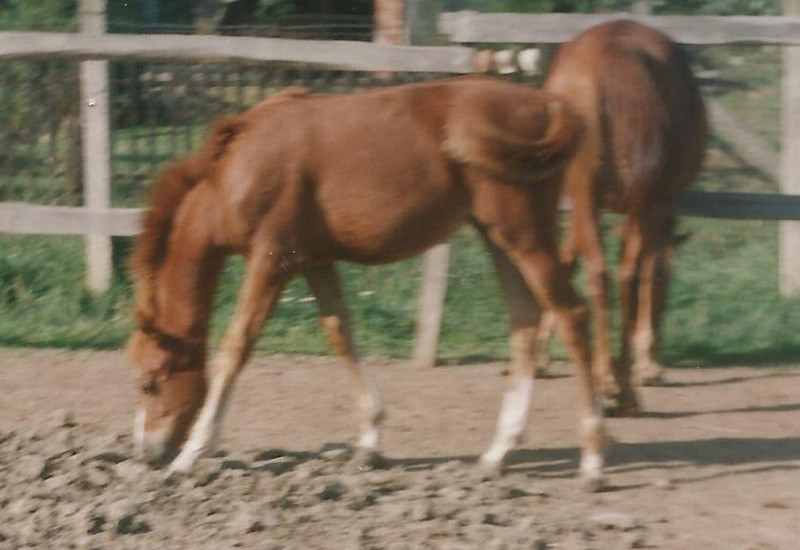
0,348,798,550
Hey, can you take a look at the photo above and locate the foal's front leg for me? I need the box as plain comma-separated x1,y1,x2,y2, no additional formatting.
169,251,287,474
304,265,385,466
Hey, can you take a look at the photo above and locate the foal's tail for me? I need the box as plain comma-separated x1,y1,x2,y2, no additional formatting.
445,91,582,185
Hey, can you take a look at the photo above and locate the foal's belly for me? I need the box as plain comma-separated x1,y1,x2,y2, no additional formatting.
319,176,471,265
301,116,470,264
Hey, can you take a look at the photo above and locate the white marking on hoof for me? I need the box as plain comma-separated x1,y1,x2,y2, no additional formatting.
357,425,380,453
482,376,533,470
579,451,604,490
580,472,608,493
133,408,145,458
478,447,506,475
167,442,204,475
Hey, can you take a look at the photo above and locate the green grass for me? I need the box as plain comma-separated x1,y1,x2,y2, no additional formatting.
2,212,800,367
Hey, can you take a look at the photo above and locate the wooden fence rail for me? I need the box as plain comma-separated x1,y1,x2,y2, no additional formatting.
0,31,475,73
5,191,800,238
440,12,800,45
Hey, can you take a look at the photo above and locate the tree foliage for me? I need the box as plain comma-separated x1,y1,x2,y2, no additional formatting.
0,0,77,30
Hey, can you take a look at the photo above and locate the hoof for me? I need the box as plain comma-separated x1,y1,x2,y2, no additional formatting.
533,366,556,379
166,452,199,477
603,399,642,418
635,362,666,387
639,371,666,387
476,459,504,480
601,390,642,418
351,449,390,471
580,474,608,493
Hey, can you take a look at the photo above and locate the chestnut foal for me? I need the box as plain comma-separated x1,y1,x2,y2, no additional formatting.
127,76,608,489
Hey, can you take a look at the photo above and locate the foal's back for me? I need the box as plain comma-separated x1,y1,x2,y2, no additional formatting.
209,76,578,264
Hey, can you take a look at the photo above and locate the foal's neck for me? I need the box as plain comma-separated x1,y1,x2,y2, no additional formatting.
154,189,226,341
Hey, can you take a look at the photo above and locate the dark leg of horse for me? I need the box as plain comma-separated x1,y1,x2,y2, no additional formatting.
569,197,623,413
630,216,675,386
617,220,645,409
169,249,288,474
532,217,580,378
475,227,542,468
304,264,386,467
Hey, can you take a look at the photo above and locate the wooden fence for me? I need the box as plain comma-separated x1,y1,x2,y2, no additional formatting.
1,3,800,365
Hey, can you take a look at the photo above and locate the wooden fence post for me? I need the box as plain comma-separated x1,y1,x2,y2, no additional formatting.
781,0,800,297
377,0,453,367
79,0,112,294
374,0,406,44
412,243,450,368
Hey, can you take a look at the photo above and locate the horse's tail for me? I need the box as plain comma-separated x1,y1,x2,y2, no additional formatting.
130,115,245,317
445,91,582,185
600,27,706,195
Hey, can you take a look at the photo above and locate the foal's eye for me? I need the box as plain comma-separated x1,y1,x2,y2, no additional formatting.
141,380,159,396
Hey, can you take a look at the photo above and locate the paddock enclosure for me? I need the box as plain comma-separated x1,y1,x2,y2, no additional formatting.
2,5,800,363
1,2,800,549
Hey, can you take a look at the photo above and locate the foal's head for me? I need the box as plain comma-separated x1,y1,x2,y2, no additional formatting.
127,317,207,466
127,154,210,466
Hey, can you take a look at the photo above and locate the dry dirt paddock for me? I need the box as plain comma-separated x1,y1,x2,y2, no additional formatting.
0,348,798,550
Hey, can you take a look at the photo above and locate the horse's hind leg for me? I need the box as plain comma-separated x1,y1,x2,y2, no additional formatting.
529,234,575,378
169,250,288,474
476,229,541,469
304,264,385,466
625,215,675,386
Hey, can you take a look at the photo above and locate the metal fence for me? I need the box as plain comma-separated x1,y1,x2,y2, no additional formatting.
0,61,470,208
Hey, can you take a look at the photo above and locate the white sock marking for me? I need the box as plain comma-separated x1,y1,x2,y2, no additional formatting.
133,408,146,458
481,376,533,467
168,374,228,474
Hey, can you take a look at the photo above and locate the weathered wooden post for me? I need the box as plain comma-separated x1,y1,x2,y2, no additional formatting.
79,0,112,293
374,0,406,44
780,0,800,297
374,0,452,366
412,243,451,367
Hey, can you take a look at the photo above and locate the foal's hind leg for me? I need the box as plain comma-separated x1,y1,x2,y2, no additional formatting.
507,246,607,489
169,250,288,474
304,265,385,467
476,230,541,469
472,183,607,489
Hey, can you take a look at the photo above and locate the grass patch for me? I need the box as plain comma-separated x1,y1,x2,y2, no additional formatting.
2,213,800,366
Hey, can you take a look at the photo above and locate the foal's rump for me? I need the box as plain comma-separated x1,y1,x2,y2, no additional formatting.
443,78,581,185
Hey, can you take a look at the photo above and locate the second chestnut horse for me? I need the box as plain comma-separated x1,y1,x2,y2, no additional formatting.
540,20,707,414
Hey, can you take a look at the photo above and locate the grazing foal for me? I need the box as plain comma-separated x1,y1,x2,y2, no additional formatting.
540,21,707,413
127,76,608,488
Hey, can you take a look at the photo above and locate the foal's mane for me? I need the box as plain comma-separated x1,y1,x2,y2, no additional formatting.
130,116,244,325
130,87,310,327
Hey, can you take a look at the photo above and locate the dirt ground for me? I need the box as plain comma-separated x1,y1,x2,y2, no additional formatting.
0,348,798,550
